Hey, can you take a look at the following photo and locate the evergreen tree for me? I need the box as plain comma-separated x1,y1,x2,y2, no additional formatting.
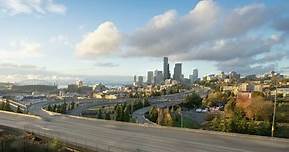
148,107,158,123
115,105,123,121
105,112,111,120
70,102,75,110
0,102,4,110
123,106,131,122
97,109,103,119
183,92,202,109
16,106,22,113
4,101,12,111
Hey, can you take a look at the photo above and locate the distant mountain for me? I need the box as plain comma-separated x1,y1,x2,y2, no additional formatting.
16,79,55,86
14,75,133,88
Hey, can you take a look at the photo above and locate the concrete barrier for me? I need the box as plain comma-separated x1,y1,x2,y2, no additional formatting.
0,110,41,119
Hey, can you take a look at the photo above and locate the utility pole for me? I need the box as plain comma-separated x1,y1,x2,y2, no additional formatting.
271,79,277,137
180,107,183,128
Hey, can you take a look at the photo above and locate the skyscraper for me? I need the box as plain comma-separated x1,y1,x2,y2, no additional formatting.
163,57,170,80
147,71,153,84
154,70,163,84
190,68,199,83
193,69,198,78
173,63,182,82
138,76,144,85
133,75,137,82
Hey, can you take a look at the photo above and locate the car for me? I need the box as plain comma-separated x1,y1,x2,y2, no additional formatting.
201,109,208,113
195,108,202,113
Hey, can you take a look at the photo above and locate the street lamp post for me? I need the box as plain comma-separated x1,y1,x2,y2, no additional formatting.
271,81,277,137
180,107,183,128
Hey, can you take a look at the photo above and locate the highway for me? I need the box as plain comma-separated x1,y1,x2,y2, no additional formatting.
132,87,210,124
0,110,288,152
1,87,288,152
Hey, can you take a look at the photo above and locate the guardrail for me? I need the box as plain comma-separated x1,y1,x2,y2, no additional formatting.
0,99,28,112
23,124,150,152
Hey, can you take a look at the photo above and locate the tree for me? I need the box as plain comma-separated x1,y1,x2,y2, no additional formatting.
0,102,4,110
143,98,150,107
148,107,158,123
115,105,123,121
105,112,111,120
244,96,273,121
53,104,57,112
224,97,236,118
70,102,75,110
183,92,202,109
16,106,22,113
47,104,52,111
62,102,67,114
4,101,12,111
204,91,227,107
159,108,173,126
97,109,103,119
123,105,131,122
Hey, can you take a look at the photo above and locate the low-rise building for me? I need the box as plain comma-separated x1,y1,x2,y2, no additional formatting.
271,88,289,97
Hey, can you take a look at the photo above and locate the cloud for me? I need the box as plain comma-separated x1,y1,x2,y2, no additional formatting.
149,10,177,29
0,63,79,83
222,4,269,37
121,0,285,74
76,21,122,59
0,0,66,15
94,62,119,67
0,40,42,61
176,36,280,61
125,0,274,58
46,0,66,14
125,0,220,57
274,16,289,34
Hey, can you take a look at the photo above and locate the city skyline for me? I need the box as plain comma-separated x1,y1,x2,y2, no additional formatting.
0,0,289,83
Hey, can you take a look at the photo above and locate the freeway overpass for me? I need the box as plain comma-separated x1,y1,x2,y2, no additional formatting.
0,110,288,152
0,87,288,152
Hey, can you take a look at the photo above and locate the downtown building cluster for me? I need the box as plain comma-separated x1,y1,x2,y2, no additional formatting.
133,57,199,87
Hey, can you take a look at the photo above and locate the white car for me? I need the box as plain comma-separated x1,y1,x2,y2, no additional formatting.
195,108,202,113
201,109,208,113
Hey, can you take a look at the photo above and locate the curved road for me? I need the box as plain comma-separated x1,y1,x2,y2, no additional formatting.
1,87,288,152
0,110,288,152
132,87,210,124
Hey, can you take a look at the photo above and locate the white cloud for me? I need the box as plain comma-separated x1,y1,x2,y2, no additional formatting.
122,0,284,74
0,63,77,83
0,40,42,61
46,0,66,14
76,21,122,59
150,10,177,29
0,0,66,15
126,0,220,57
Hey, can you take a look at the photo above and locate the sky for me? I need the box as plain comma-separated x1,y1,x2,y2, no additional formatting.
0,0,289,83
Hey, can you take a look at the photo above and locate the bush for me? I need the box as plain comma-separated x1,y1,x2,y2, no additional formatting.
182,92,202,109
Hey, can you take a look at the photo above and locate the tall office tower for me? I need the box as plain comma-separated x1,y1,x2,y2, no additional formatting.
133,75,137,82
147,71,154,84
193,69,198,78
229,71,240,80
190,68,199,83
154,70,163,84
173,63,182,82
138,76,144,85
163,57,170,80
